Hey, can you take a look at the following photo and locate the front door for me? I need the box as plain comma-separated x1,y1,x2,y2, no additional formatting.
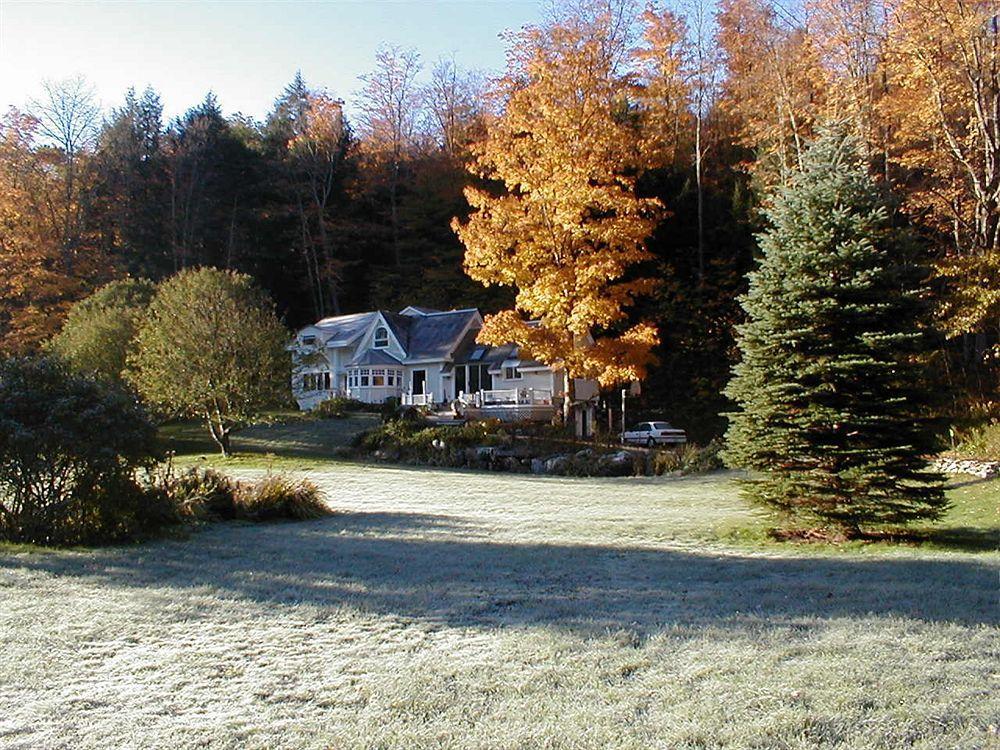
411,369,426,395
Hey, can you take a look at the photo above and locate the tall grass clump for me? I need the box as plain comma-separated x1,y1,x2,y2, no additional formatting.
234,474,328,521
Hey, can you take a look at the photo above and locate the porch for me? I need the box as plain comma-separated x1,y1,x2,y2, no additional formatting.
403,388,556,423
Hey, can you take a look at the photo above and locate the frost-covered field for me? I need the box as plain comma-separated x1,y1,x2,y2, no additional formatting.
1,465,997,749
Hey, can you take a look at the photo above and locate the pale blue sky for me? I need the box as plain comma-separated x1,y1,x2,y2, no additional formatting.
0,0,544,121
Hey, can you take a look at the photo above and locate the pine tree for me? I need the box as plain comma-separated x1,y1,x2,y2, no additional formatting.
724,125,947,534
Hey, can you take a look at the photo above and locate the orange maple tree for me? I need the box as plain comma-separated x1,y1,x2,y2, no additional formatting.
453,13,662,419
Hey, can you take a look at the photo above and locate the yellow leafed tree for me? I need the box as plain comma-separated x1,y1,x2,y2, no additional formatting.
716,0,827,187
881,0,999,347
453,13,662,423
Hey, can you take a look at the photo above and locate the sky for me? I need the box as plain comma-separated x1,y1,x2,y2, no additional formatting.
0,0,546,121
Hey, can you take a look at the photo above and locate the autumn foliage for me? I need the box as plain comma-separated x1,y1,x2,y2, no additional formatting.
454,14,663,396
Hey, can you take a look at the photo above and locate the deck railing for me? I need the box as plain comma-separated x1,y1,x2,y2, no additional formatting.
474,388,553,407
401,393,433,407
404,388,553,409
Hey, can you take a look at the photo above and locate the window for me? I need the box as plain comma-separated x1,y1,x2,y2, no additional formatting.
304,372,329,392
360,368,370,387
302,335,316,347
469,347,486,361
374,327,389,348
504,366,522,380
372,368,385,387
387,370,395,386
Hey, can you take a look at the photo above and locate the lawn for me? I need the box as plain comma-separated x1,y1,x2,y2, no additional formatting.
0,417,996,748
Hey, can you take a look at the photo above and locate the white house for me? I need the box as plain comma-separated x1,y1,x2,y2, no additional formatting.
290,305,588,423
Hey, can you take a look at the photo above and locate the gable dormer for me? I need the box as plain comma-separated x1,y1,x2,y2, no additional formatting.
357,311,409,360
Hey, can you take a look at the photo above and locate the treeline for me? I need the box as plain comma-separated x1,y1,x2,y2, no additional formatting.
0,0,996,437
0,57,507,349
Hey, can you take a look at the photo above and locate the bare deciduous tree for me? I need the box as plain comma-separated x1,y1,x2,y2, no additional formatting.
356,45,424,266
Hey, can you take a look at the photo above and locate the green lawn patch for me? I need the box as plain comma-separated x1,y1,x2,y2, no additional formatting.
160,415,998,555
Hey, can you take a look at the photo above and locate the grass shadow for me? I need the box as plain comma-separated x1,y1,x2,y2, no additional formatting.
5,512,997,634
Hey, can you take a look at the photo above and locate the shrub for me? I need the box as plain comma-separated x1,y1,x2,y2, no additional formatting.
48,278,156,386
0,357,165,546
950,420,1000,460
233,474,328,521
379,396,401,422
652,440,725,476
313,396,367,419
356,419,510,464
161,467,239,520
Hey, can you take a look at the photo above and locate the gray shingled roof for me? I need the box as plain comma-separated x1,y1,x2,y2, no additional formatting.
402,309,480,361
313,312,377,347
347,349,403,367
302,307,482,363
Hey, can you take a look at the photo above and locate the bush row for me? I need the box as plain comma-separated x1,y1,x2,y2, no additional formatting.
311,396,369,419
353,417,724,477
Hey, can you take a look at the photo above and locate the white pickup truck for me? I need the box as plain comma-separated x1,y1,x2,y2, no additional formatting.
622,421,687,448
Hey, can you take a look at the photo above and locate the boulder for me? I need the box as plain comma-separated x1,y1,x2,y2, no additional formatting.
545,455,568,473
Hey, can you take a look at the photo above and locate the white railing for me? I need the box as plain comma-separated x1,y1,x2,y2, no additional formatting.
473,388,553,407
402,393,433,407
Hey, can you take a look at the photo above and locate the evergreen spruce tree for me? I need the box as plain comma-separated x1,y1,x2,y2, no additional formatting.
724,126,947,534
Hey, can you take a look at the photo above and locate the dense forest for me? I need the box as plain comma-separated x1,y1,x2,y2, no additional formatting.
1,0,996,439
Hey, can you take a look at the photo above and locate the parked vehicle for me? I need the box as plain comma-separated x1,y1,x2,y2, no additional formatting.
622,421,687,448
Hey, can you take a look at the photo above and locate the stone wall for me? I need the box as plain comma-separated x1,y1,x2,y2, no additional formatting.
931,457,1000,479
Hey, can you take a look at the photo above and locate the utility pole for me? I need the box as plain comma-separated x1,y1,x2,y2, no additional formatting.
620,388,627,444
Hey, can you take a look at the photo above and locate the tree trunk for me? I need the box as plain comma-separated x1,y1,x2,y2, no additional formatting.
206,413,231,457
562,368,575,432
695,107,705,285
389,161,401,267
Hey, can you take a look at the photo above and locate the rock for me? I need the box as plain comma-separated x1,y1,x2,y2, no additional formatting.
545,455,568,473
531,458,546,474
931,457,1000,479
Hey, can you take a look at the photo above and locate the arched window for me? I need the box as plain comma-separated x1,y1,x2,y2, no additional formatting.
374,326,389,348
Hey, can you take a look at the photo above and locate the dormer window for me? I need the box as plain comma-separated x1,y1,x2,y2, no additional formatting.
302,335,316,347
373,326,389,348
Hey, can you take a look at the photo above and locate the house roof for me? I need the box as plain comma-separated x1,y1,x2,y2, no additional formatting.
398,305,440,317
347,349,403,367
401,308,480,361
311,311,378,347
298,307,480,363
453,338,546,371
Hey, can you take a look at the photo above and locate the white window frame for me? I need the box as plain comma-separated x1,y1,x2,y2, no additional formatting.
373,327,389,349
505,366,522,380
